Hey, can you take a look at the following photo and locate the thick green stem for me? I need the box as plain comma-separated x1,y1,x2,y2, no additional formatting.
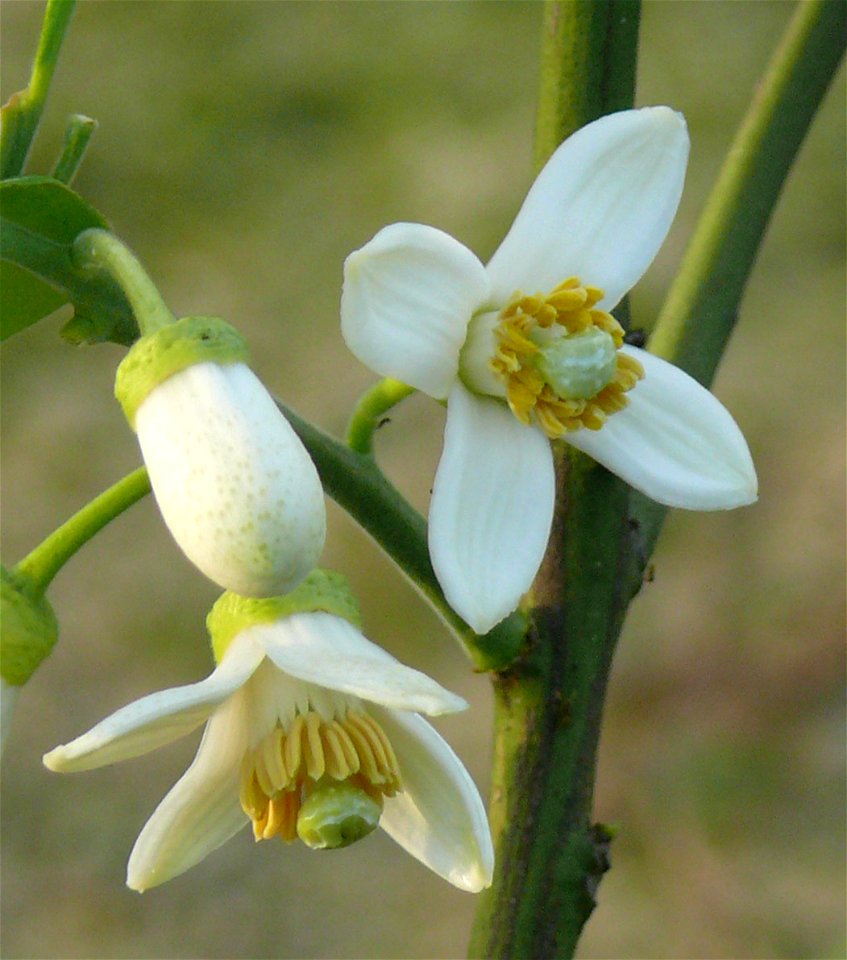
51,114,97,185
534,0,640,170
346,378,415,455
14,467,151,595
72,229,175,335
471,453,644,958
278,399,525,673
0,0,76,179
471,3,641,957
472,2,844,957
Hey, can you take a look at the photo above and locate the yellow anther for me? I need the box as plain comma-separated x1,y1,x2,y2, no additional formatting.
239,708,402,845
490,278,644,438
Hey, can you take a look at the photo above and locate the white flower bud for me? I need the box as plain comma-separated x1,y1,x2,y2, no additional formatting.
117,317,326,596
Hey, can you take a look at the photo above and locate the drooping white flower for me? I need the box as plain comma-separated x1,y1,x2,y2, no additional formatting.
43,573,493,893
341,106,757,634
116,316,326,597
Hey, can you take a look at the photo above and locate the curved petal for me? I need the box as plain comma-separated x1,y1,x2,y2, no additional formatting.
43,634,265,773
373,707,493,892
486,107,689,310
341,223,491,399
565,347,758,509
429,384,555,634
136,362,326,598
126,689,249,891
251,613,467,716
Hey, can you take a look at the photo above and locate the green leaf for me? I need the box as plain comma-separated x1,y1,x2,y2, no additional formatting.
0,261,67,339
0,176,137,343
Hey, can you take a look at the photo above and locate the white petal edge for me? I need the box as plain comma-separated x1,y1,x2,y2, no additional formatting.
341,223,491,399
126,690,249,891
251,612,467,716
565,346,758,509
429,384,555,634
373,707,494,892
43,634,265,773
136,362,326,598
1,679,19,756
485,107,689,311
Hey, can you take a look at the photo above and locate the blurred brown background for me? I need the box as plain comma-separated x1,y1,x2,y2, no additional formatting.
1,2,844,958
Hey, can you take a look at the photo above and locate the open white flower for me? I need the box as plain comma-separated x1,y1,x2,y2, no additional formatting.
341,106,757,634
116,316,326,598
43,577,493,893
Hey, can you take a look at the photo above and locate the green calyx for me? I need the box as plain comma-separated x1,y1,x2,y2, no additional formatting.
296,779,382,850
114,315,250,428
207,568,363,664
536,326,617,400
1,566,59,686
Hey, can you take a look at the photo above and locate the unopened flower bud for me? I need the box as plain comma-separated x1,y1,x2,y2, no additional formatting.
115,317,326,597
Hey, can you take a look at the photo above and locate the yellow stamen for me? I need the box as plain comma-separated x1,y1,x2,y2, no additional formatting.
240,709,402,844
490,277,644,438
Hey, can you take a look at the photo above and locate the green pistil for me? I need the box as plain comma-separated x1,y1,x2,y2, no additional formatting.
296,780,382,850
535,326,617,400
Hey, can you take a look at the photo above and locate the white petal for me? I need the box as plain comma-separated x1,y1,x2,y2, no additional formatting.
486,107,689,310
1,679,19,756
136,361,326,598
565,346,758,509
43,634,265,773
250,612,467,716
126,690,249,891
429,384,555,633
341,223,491,399
374,707,493,892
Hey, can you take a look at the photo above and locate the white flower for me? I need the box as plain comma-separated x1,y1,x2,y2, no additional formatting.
341,106,757,634
43,610,493,893
115,315,326,598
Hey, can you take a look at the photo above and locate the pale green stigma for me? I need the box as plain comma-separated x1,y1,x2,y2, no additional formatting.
535,327,617,401
296,780,382,850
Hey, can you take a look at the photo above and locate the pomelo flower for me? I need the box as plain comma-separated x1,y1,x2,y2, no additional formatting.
341,107,757,634
43,572,493,893
116,316,326,597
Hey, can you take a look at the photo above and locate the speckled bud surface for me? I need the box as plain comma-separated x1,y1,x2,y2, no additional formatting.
134,360,326,597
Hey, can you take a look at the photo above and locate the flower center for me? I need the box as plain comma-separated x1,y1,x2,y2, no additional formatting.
489,277,644,438
239,708,401,848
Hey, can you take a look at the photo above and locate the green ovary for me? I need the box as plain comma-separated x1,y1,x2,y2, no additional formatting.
535,327,617,401
296,780,383,849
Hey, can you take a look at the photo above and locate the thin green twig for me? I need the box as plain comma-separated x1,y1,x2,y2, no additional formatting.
72,229,175,335
51,114,97,185
0,0,76,179
637,0,846,558
346,378,415,455
14,467,151,595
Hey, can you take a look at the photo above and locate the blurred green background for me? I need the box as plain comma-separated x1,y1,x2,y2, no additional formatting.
1,2,844,958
